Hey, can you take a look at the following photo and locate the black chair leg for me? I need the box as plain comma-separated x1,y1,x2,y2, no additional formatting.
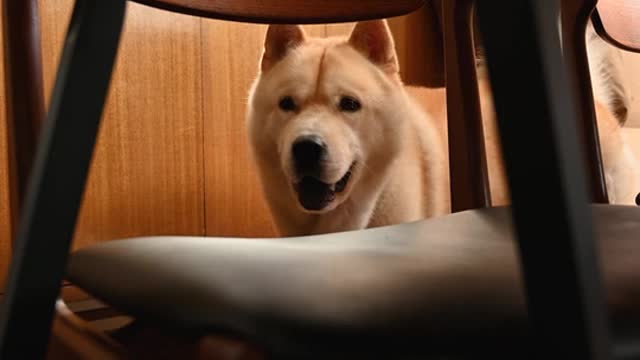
0,1,126,358
476,0,611,359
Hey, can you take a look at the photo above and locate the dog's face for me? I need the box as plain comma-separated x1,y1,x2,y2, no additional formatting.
248,20,408,213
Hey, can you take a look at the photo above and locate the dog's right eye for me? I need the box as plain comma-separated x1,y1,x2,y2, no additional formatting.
339,96,361,112
279,96,297,112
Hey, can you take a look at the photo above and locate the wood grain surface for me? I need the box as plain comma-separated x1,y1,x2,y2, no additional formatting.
201,22,323,237
130,0,424,24
40,1,206,248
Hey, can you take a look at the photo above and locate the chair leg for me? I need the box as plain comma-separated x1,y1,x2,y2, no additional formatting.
2,0,47,234
476,0,611,359
443,0,492,212
0,1,127,358
561,0,609,204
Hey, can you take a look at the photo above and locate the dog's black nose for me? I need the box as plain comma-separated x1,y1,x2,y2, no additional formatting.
292,135,326,175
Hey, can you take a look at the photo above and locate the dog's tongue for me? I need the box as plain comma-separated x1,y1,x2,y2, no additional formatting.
296,177,335,211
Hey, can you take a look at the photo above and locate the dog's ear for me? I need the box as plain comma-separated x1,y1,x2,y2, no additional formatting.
348,20,398,73
261,25,306,72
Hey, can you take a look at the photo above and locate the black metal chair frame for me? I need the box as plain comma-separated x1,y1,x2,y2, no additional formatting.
0,0,613,359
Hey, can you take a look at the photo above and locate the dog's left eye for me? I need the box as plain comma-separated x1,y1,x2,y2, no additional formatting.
339,96,361,112
279,96,297,112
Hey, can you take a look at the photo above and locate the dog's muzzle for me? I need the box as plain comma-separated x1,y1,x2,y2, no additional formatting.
290,135,354,211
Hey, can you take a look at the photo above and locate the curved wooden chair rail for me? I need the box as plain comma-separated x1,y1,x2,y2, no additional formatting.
131,0,426,23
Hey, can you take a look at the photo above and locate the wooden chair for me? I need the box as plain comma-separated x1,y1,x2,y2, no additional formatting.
2,0,640,359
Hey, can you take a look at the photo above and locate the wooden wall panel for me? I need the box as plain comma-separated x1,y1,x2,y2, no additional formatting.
201,22,324,237
0,11,12,289
388,6,445,87
201,21,274,237
39,1,206,247
38,0,74,98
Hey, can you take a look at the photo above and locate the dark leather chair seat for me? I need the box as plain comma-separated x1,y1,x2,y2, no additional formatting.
68,205,640,359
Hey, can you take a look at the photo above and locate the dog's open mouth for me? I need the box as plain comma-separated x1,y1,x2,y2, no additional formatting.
294,164,355,211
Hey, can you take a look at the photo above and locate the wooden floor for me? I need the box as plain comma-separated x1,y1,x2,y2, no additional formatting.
48,299,264,360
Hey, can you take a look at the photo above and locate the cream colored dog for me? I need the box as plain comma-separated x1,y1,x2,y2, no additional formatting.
247,19,640,236
248,21,448,236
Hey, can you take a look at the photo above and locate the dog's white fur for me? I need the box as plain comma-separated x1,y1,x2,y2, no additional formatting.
248,20,640,236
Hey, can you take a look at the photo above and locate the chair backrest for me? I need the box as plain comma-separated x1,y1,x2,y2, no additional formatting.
131,0,425,23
